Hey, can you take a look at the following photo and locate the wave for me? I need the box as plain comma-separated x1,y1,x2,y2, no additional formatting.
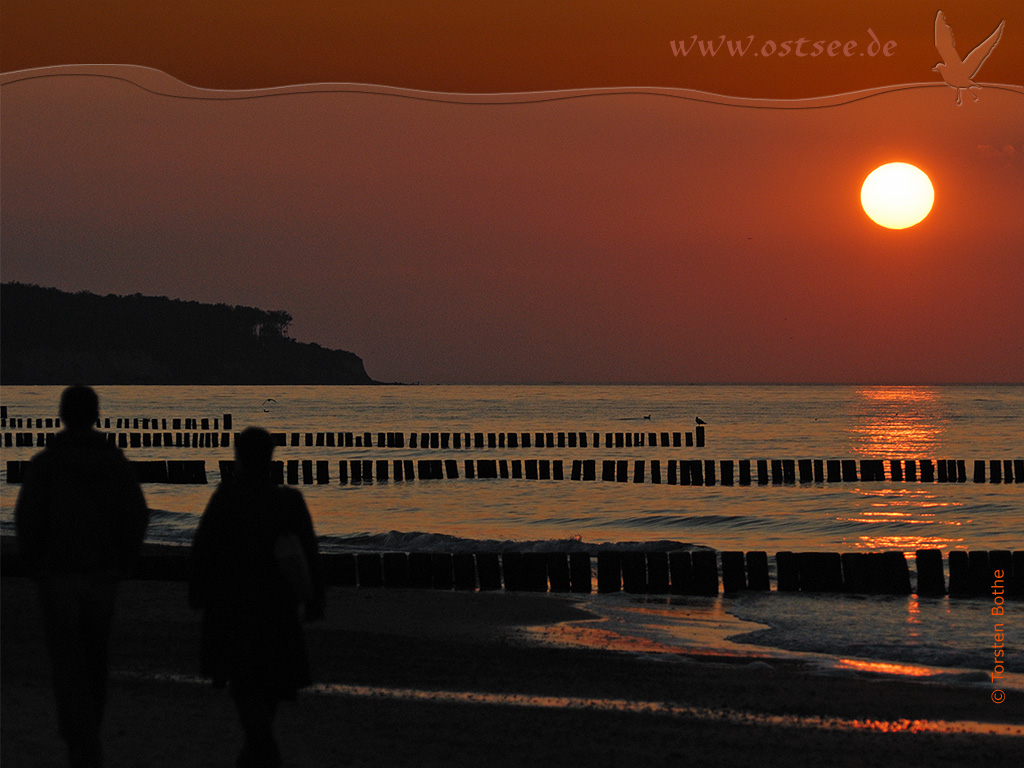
603,514,754,530
726,592,1022,673
4,63,1021,110
319,530,705,555
142,508,201,545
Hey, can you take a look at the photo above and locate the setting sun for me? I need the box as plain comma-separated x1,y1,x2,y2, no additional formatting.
860,163,934,230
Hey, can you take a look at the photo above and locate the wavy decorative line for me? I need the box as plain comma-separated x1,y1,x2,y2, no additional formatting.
2,63,1022,110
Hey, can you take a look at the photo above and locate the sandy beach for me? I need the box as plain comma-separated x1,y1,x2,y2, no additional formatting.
3,569,1022,768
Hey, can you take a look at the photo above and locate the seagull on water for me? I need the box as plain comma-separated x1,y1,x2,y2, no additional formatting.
932,11,1005,105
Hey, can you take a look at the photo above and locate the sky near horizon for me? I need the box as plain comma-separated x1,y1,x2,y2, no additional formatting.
2,1,1022,383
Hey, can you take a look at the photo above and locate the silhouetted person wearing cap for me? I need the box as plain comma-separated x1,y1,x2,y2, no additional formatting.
189,427,324,768
14,386,150,768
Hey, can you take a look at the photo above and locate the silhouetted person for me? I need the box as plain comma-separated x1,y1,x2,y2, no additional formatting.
14,385,150,768
189,427,324,768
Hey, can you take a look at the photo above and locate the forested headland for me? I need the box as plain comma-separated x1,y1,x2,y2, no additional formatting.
0,283,377,385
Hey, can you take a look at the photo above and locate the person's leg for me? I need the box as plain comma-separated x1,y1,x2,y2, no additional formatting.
39,576,105,768
81,577,118,725
229,682,281,768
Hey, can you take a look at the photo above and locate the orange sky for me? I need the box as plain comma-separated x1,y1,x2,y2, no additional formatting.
2,2,1023,383
3,0,1022,95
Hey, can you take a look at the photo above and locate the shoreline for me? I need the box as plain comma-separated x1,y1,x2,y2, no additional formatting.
4,535,1020,687
3,576,1023,766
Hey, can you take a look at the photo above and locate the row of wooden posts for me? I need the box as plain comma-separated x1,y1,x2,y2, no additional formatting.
123,547,1022,598
6,456,1023,485
4,432,232,449
232,456,1018,486
4,459,209,485
1,426,707,450
0,412,232,432
260,429,708,450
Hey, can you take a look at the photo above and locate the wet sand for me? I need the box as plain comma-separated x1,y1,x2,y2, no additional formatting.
3,575,1022,767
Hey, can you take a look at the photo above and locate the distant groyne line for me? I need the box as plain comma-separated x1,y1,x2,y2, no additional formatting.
2,407,1020,485
4,456,1023,486
310,457,1022,486
260,456,1021,486
275,428,708,450
1,409,234,449
0,419,707,452
1,410,232,433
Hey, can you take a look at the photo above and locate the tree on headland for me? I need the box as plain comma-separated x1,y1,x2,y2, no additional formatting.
0,283,377,385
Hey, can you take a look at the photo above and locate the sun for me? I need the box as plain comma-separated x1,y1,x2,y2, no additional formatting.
860,163,934,229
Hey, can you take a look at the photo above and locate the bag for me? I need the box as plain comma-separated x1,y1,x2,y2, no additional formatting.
274,532,313,602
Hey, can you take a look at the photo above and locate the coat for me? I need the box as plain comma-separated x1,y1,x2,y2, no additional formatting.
14,429,149,578
188,475,323,698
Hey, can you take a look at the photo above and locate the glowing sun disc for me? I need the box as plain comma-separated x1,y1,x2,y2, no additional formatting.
861,163,934,229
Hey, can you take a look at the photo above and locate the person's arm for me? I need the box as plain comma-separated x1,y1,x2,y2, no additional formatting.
291,491,325,621
188,488,223,610
114,454,150,576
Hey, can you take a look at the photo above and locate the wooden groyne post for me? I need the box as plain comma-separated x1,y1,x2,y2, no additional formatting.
5,542,1019,600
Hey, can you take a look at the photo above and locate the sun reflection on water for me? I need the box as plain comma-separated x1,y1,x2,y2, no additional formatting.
852,387,944,458
116,670,1024,738
838,486,968,553
836,659,938,678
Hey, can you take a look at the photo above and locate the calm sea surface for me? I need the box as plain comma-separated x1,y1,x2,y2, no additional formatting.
2,384,1021,675
3,384,1020,552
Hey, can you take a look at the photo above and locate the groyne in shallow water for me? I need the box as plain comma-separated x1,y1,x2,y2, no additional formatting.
1,537,1017,600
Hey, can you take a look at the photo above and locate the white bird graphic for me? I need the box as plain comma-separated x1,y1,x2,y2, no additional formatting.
932,11,1005,105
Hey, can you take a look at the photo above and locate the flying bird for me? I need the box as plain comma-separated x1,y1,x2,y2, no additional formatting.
932,11,1005,105
261,398,277,412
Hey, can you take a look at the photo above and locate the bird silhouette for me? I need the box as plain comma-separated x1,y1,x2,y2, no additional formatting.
932,11,1005,105
695,417,707,425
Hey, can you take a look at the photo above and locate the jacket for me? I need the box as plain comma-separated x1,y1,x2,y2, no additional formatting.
14,429,149,577
188,474,323,696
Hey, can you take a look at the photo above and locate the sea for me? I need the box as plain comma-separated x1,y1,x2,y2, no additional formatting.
2,384,1021,683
